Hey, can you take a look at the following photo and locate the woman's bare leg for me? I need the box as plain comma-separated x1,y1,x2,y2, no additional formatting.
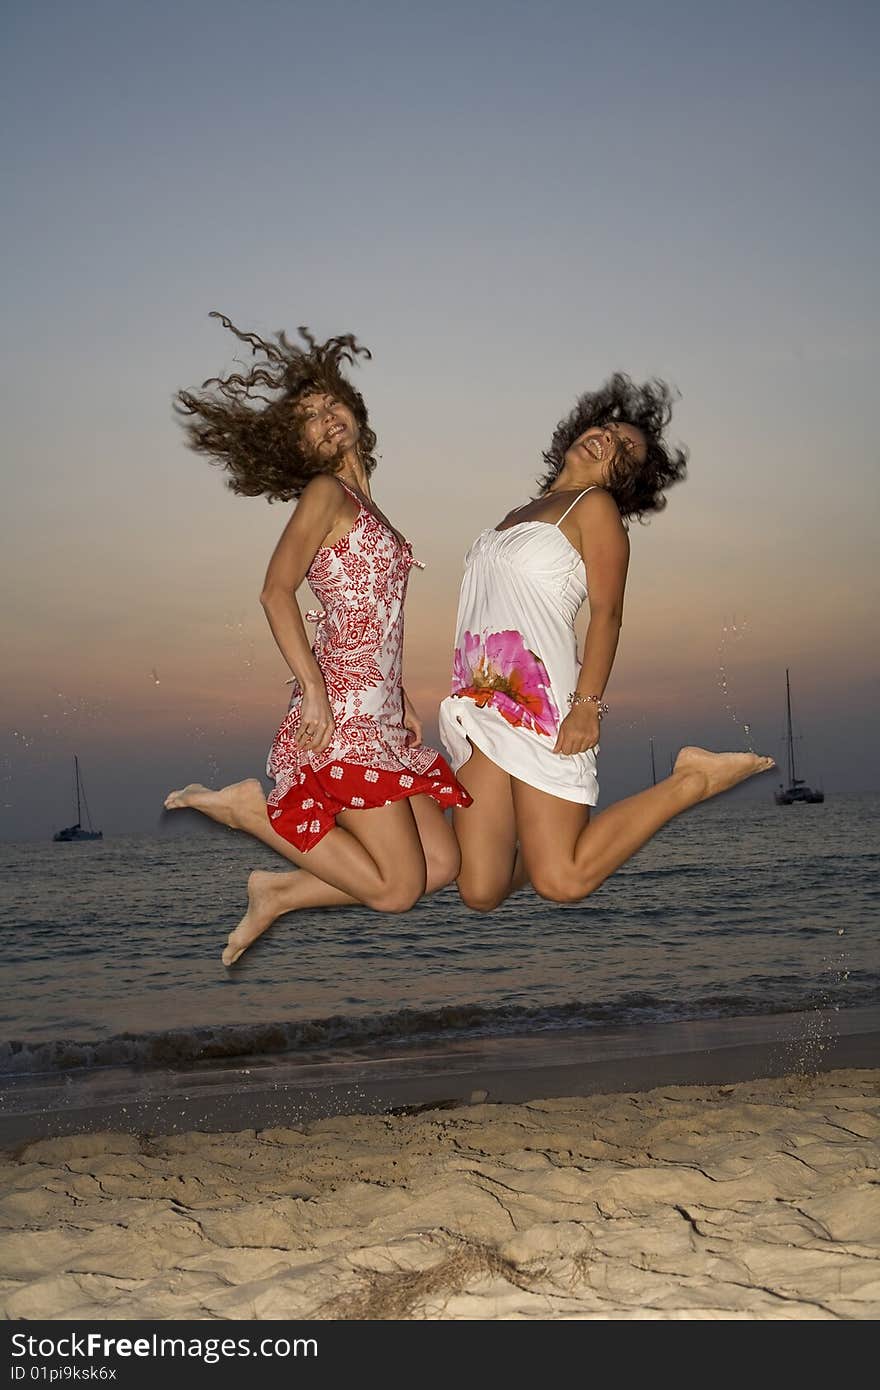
164,777,428,913
452,743,529,912
514,746,774,903
163,780,308,858
221,795,461,965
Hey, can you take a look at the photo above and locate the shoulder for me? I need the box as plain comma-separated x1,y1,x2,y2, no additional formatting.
299,472,346,506
295,473,348,520
573,487,626,527
278,474,350,549
576,485,620,512
571,487,629,551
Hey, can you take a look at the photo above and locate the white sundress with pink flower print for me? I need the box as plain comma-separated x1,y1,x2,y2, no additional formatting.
438,489,600,805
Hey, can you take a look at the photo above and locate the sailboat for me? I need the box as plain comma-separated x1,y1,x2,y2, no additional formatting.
53,756,103,841
774,670,824,805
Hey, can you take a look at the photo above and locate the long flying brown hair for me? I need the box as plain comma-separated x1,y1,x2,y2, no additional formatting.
174,312,378,501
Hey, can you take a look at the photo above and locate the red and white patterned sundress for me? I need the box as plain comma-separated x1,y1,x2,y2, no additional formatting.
266,479,472,850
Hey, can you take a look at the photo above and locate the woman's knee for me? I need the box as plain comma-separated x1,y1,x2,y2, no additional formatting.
425,841,461,893
530,866,589,904
456,879,507,913
368,873,426,914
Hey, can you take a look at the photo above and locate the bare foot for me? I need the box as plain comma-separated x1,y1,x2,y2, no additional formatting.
222,870,296,967
163,779,267,831
673,746,775,802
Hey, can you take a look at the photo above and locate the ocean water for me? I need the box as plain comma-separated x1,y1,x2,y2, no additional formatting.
0,793,876,1082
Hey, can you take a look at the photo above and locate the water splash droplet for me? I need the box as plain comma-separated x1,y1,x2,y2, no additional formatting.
716,615,756,750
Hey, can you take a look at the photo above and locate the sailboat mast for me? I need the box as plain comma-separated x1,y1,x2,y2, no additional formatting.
649,738,657,786
785,669,797,785
74,755,82,825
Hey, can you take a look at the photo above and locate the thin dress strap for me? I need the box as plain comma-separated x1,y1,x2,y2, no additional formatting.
337,478,361,504
555,486,598,527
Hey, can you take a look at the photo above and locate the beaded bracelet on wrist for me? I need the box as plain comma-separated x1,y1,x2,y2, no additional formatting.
567,692,609,718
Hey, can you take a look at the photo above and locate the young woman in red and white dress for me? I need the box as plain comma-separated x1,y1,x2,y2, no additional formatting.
165,316,470,964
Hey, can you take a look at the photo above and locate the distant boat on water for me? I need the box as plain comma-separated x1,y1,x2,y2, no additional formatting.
53,756,103,841
774,670,824,806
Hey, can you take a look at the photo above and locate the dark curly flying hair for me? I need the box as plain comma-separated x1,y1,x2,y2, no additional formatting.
537,373,688,521
174,312,378,501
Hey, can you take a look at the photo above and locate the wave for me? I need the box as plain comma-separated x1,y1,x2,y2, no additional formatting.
3,981,879,1078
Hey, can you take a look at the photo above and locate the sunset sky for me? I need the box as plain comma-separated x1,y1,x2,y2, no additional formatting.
2,0,878,841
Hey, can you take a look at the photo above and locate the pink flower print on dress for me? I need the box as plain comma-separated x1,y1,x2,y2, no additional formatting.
451,629,559,737
452,630,482,694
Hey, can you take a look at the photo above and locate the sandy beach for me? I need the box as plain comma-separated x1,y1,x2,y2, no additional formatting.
2,1066,878,1321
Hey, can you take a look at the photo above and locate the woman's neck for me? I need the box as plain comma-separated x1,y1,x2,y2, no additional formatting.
546,463,605,494
336,449,371,497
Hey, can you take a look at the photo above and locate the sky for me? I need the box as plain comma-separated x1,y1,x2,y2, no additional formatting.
2,0,878,841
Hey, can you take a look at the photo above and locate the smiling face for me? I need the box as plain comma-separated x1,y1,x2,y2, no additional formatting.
296,390,360,462
566,421,648,478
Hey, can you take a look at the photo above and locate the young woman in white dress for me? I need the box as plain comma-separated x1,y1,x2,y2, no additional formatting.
439,374,774,912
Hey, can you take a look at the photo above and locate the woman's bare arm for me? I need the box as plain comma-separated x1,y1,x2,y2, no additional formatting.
553,489,630,756
260,474,351,751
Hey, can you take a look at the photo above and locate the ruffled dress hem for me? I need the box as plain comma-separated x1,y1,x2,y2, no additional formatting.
267,752,472,852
